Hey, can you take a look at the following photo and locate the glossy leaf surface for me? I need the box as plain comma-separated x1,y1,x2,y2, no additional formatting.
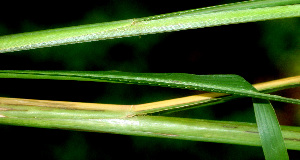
0,70,299,105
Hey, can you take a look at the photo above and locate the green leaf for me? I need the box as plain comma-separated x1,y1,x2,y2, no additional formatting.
253,98,289,159
141,0,300,20
0,0,300,53
0,70,299,105
137,76,300,114
0,70,296,158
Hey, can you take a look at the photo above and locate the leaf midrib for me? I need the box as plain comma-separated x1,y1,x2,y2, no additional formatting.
0,70,299,105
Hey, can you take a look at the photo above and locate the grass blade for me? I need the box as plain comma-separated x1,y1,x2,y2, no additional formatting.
0,72,297,157
253,98,289,160
0,1,300,53
0,70,299,105
0,75,298,115
141,0,300,20
158,75,300,114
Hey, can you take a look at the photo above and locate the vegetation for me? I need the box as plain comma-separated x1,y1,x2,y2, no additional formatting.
0,0,299,159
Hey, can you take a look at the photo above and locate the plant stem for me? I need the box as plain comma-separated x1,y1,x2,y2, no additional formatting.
1,2,299,53
1,104,300,150
0,76,299,150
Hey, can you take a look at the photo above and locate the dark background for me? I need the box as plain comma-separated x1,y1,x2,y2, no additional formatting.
0,0,300,159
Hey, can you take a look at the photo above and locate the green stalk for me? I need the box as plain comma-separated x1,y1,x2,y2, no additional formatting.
0,1,299,53
0,104,300,150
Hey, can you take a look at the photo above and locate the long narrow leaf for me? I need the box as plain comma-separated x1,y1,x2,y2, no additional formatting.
0,75,299,115
0,1,300,53
0,70,299,105
141,0,300,20
253,98,289,159
156,75,300,114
